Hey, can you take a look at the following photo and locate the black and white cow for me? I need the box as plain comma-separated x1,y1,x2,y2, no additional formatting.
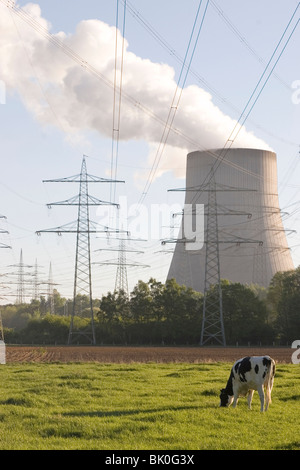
220,356,276,412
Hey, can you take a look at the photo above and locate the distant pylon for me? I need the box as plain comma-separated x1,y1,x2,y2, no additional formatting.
113,237,149,294
14,249,33,304
37,155,125,344
33,259,39,300
32,259,45,301
115,237,129,294
48,262,55,315
17,249,24,304
5,249,33,303
95,235,148,296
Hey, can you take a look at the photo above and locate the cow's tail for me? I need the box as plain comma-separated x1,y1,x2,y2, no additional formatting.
265,357,276,405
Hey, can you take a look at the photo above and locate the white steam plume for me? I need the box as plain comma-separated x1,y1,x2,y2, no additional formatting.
0,3,271,179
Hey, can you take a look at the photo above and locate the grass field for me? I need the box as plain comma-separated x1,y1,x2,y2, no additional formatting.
0,361,299,450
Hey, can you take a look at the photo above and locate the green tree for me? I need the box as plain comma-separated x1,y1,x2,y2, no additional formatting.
130,280,154,323
99,290,130,323
98,289,131,343
268,267,300,343
221,280,272,344
162,278,202,343
20,315,70,344
1,302,40,331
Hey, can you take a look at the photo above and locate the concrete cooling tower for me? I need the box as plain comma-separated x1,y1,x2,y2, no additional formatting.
167,148,294,292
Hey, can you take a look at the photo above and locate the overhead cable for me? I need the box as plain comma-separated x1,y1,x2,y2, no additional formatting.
137,0,210,207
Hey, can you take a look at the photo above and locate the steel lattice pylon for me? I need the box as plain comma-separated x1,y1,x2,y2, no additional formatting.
200,171,226,346
17,249,25,305
12,249,33,305
166,166,264,346
47,262,55,315
69,157,95,344
115,238,128,294
37,156,124,344
94,235,148,297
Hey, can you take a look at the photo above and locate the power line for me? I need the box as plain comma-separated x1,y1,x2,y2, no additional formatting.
190,3,300,205
110,0,127,205
0,0,209,209
94,235,149,295
0,0,172,136
121,0,299,148
137,0,210,207
210,0,293,92
3,0,298,191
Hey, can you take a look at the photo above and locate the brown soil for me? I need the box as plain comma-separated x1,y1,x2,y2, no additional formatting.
5,345,293,364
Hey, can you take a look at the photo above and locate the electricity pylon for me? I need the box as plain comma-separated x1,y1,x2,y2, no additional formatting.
200,171,226,346
47,262,55,315
38,262,59,314
115,238,130,294
37,156,124,344
0,215,11,301
32,259,47,301
95,236,148,296
9,249,33,304
32,259,40,300
166,170,262,346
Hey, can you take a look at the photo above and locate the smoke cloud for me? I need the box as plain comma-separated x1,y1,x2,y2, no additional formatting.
0,3,271,179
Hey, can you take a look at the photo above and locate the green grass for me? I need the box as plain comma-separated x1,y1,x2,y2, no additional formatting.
0,362,299,450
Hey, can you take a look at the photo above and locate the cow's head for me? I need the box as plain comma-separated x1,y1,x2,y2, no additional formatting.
219,388,234,407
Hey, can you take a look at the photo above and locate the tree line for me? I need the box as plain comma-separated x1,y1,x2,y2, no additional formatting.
1,267,300,345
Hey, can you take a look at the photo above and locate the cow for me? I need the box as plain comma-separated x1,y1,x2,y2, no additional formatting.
220,355,276,412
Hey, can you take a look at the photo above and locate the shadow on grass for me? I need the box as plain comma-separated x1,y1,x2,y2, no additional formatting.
62,404,208,418
275,441,300,450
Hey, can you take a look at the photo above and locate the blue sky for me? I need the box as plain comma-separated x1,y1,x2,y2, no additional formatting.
0,0,299,302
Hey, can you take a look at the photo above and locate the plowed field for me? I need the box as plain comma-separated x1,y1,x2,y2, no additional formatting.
5,345,293,363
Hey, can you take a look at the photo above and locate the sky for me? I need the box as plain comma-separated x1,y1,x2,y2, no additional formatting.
0,0,299,303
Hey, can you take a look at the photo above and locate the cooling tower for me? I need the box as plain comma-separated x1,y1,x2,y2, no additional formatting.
167,148,294,291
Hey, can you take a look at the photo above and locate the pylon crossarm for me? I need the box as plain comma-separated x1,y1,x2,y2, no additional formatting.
47,194,120,207
43,174,124,184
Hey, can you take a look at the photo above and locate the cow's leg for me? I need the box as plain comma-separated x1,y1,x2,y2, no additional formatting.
264,386,271,411
247,390,254,409
232,390,239,408
232,396,238,408
257,384,265,412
